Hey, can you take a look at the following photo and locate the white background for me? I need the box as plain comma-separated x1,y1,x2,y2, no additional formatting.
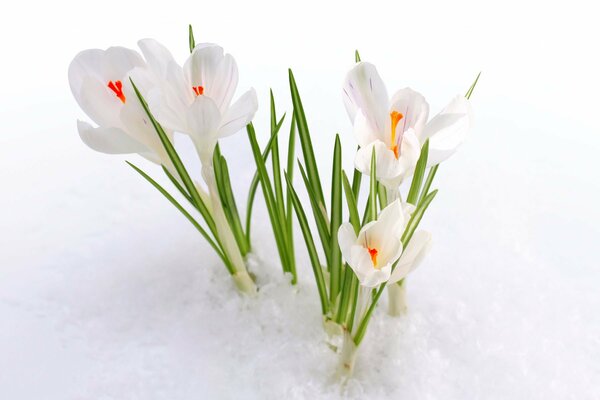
1,0,599,398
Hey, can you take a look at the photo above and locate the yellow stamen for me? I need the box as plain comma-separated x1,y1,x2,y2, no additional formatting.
390,111,404,159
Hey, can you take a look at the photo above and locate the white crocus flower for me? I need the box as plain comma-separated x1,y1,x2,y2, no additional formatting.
337,200,406,287
387,230,432,284
138,39,258,164
343,62,472,187
68,46,172,165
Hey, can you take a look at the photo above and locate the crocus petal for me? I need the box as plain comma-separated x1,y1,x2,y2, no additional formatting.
211,53,239,113
186,95,222,162
76,77,124,128
423,95,473,166
77,120,149,155
104,47,146,78
353,111,382,147
184,44,238,113
218,88,258,137
354,136,420,188
137,39,176,78
337,223,358,265
343,62,389,135
362,199,404,265
388,230,432,284
349,246,391,288
389,88,430,139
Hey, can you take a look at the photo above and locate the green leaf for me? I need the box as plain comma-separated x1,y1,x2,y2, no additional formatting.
285,172,329,314
465,71,481,100
341,171,361,234
377,182,387,209
270,90,288,239
127,161,233,273
402,189,438,246
367,148,377,222
162,165,192,205
129,78,216,236
298,162,332,266
188,24,195,53
219,155,249,255
406,139,429,205
247,123,293,276
329,135,343,306
285,112,298,278
351,147,362,200
244,114,286,242
355,50,361,63
288,69,325,206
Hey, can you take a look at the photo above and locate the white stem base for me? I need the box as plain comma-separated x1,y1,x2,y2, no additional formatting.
232,270,257,296
337,332,358,379
387,280,408,316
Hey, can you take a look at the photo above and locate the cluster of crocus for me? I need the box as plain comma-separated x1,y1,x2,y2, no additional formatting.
69,27,478,378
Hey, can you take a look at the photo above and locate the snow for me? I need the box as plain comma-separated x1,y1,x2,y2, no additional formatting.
2,1,600,398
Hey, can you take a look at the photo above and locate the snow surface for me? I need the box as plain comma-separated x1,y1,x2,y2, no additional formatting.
2,1,600,398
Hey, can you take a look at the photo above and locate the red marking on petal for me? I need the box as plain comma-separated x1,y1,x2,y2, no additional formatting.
368,247,379,267
192,85,204,96
107,80,126,103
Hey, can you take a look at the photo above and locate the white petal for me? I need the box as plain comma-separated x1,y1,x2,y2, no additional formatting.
355,140,415,189
77,120,149,155
211,54,239,113
363,199,404,265
349,246,390,287
138,39,176,78
218,88,258,137
389,88,430,139
388,230,432,284
338,223,358,265
104,46,146,78
342,62,389,134
353,111,382,147
423,95,473,166
186,96,222,162
184,44,238,113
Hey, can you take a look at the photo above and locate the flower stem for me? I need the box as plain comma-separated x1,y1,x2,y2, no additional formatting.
337,330,359,379
203,165,256,295
387,279,407,316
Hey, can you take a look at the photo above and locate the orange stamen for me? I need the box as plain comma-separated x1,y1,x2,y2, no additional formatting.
107,80,126,103
390,111,404,159
192,85,204,96
368,247,379,267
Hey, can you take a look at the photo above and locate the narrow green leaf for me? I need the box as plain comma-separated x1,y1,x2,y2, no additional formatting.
247,123,292,274
377,182,387,209
129,78,216,236
285,172,329,314
162,165,192,205
188,24,196,53
329,135,343,306
406,139,429,205
465,71,481,100
219,155,249,255
127,161,233,273
285,112,298,278
341,171,360,233
244,114,286,241
298,162,332,266
368,148,377,222
288,69,326,206
402,189,438,246
418,164,439,206
355,50,361,63
270,90,288,236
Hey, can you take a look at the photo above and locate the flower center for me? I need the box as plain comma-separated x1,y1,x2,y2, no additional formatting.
192,85,204,96
107,80,126,103
368,246,379,268
390,111,404,159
